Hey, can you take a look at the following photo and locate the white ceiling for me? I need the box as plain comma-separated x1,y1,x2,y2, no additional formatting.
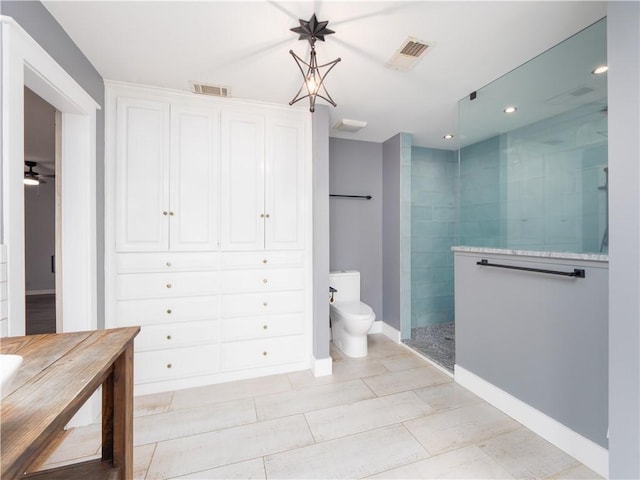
42,1,606,150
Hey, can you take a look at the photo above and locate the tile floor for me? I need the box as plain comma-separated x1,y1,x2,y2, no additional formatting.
35,334,602,479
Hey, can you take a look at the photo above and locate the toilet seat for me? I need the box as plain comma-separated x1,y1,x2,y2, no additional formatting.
331,301,374,320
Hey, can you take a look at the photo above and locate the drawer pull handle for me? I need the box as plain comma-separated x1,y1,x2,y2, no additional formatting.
163,211,168,216
263,302,268,307
166,335,172,340
166,363,172,369
263,278,268,284
166,262,172,267
166,283,172,289
263,351,268,356
263,259,268,264
166,309,172,314
263,325,268,330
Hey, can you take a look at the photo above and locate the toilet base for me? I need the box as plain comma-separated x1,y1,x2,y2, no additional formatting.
332,330,368,358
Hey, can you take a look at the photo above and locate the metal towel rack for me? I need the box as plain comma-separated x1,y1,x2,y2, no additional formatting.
330,194,372,200
476,259,586,278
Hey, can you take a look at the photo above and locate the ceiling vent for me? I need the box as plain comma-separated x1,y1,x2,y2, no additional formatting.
334,119,367,132
190,81,231,97
386,37,434,71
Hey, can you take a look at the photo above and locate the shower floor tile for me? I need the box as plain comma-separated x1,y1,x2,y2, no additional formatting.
403,322,456,373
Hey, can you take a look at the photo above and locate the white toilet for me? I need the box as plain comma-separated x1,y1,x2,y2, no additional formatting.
329,270,376,358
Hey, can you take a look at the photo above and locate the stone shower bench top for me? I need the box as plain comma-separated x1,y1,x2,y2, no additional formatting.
452,246,609,263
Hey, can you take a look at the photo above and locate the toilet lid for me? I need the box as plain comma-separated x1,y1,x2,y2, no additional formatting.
331,301,374,320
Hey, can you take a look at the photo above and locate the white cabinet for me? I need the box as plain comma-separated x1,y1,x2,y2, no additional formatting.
106,83,311,395
116,98,218,252
221,111,305,251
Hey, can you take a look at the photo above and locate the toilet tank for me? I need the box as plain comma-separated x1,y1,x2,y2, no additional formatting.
329,270,360,303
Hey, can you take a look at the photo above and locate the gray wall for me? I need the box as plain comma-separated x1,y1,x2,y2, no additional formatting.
382,134,401,330
312,106,331,360
455,251,609,447
1,1,106,328
329,138,383,319
608,2,640,477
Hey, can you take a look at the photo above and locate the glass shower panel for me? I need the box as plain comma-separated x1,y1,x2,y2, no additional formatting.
458,18,607,254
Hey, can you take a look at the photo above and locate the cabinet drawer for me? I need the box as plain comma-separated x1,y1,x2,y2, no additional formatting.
116,252,220,273
221,251,304,269
221,335,305,372
221,314,304,341
117,272,218,299
221,291,305,317
135,320,218,352
116,296,218,326
220,268,304,294
135,345,219,384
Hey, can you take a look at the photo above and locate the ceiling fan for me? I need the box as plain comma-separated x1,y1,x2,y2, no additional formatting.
24,161,54,186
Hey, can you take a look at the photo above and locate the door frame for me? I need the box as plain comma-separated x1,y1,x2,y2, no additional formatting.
2,16,100,335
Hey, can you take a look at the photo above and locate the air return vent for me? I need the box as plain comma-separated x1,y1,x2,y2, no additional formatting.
190,81,231,97
386,37,434,71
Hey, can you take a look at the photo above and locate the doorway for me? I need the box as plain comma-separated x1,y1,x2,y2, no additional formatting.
24,87,59,335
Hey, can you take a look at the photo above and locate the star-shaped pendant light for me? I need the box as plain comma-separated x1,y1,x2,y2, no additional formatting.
289,14,341,113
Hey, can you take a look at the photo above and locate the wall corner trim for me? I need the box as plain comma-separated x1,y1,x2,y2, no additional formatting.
313,356,333,377
455,365,609,478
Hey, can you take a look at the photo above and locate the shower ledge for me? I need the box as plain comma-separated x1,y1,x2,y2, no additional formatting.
452,246,608,263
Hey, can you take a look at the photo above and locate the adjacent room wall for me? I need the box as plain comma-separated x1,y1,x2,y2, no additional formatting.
608,1,640,477
329,138,383,319
1,0,106,328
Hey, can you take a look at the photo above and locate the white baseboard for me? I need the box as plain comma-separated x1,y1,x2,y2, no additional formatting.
313,356,333,377
455,365,608,478
26,289,55,296
382,322,401,343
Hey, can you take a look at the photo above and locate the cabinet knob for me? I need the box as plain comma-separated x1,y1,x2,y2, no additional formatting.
163,211,168,216
166,309,172,314
263,351,268,356
265,213,270,218
166,335,172,340
263,259,268,264
263,278,268,284
166,261,172,267
166,363,172,369
169,211,175,216
263,302,268,307
166,283,172,289
263,325,268,330
260,213,265,218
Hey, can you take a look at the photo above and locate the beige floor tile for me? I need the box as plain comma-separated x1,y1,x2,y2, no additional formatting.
135,391,174,417
404,402,520,455
366,334,406,359
478,427,580,479
171,458,266,479
38,422,101,467
135,397,257,446
255,378,375,421
146,415,313,479
305,391,434,442
414,382,483,412
368,444,513,479
287,357,389,390
379,352,431,372
134,443,156,479
546,463,604,479
264,424,429,479
170,373,291,410
363,365,451,396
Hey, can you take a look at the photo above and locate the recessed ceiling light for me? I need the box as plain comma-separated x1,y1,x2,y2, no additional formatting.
443,134,454,139
504,106,517,114
592,65,608,75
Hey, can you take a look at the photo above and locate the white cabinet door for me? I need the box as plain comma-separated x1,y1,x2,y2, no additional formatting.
220,111,265,251
265,115,305,250
170,105,219,251
116,97,170,252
